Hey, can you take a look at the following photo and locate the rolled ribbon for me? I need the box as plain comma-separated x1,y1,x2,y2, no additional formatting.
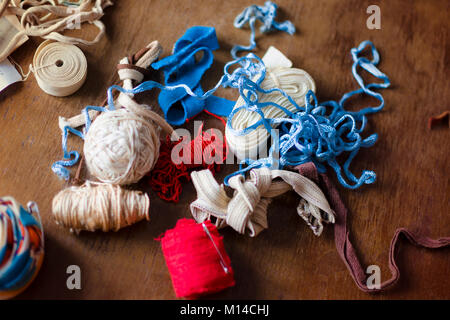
0,197,44,300
32,40,87,97
226,46,316,161
152,26,234,125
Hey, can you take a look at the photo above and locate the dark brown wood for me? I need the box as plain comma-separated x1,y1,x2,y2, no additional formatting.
1,0,448,299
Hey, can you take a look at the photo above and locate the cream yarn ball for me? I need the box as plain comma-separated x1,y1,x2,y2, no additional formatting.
84,108,160,185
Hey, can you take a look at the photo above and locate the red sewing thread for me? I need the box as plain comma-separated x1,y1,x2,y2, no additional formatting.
148,117,228,202
160,219,235,299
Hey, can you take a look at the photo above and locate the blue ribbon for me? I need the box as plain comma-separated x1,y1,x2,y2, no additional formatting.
152,26,234,125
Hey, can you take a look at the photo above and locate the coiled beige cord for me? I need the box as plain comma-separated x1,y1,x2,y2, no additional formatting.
52,181,150,233
30,40,87,96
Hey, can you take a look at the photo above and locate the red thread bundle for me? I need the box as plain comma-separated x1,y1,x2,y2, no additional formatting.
148,121,227,202
160,219,235,299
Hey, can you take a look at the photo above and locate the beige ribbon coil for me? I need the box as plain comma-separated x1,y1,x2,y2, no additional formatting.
30,40,87,96
225,46,316,161
190,167,335,237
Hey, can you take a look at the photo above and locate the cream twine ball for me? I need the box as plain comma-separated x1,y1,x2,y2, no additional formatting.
83,106,161,185
81,41,174,186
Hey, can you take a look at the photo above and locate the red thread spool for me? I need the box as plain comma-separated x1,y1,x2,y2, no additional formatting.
160,219,235,299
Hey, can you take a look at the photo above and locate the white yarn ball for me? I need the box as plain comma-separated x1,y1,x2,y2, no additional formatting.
84,108,160,185
226,67,315,161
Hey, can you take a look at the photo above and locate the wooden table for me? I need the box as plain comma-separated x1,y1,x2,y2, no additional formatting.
1,0,448,299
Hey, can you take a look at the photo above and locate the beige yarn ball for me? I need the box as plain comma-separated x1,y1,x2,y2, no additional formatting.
84,108,160,185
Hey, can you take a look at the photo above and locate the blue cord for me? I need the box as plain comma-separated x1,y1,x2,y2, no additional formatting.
51,105,108,180
226,40,390,189
232,1,295,59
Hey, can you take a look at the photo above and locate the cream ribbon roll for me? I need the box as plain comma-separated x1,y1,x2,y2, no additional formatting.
226,46,316,161
32,40,87,97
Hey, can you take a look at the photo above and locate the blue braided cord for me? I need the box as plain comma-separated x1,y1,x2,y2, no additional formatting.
340,40,390,116
232,1,295,59
51,105,109,180
225,40,390,189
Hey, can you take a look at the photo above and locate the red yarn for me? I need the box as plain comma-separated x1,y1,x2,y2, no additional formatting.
147,118,228,202
160,219,235,299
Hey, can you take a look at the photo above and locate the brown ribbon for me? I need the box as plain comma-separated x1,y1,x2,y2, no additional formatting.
428,111,449,129
296,162,450,292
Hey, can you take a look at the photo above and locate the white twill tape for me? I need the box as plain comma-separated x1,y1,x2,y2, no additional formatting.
226,46,316,161
32,40,87,97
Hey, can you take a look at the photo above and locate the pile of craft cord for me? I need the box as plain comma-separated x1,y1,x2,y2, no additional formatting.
99,0,296,133
92,1,389,190
229,40,391,189
0,0,113,61
0,197,44,299
159,219,235,299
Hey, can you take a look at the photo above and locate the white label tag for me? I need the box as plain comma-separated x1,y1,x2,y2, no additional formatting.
262,46,293,69
0,59,22,92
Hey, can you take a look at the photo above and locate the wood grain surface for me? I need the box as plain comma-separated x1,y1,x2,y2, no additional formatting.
1,0,448,299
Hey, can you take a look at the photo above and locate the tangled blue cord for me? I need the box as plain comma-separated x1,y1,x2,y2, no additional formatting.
227,40,390,189
232,1,295,59
51,105,109,180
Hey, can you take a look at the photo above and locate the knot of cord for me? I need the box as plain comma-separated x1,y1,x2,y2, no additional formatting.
190,168,335,237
